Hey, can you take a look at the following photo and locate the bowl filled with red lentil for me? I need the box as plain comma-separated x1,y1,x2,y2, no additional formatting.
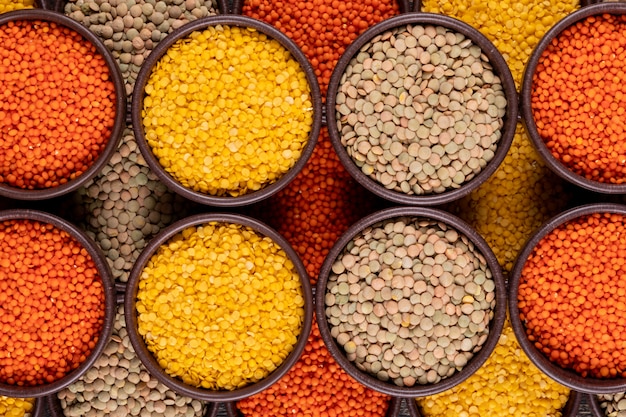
0,209,116,398
326,13,517,206
521,3,626,194
131,15,322,207
0,10,126,201
315,206,507,397
124,212,313,401
510,203,626,394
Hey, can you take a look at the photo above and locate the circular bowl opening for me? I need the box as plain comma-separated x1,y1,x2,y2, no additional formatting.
521,3,626,194
326,13,517,206
509,203,626,394
0,10,126,201
315,206,506,397
131,15,322,207
124,213,313,402
0,209,116,398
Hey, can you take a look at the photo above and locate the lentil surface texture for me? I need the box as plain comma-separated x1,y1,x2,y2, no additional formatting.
0,20,117,190
65,0,220,97
236,317,391,417
531,13,626,184
242,0,401,100
0,396,34,417
416,319,570,417
142,24,314,197
336,24,507,196
325,216,496,387
598,391,626,417
0,219,105,386
518,212,626,378
136,221,305,390
58,305,206,417
0,0,34,13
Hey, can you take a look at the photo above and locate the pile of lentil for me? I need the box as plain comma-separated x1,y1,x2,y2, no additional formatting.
142,24,314,197
0,218,105,386
0,397,35,417
236,317,391,417
57,305,206,417
422,0,578,272
518,211,626,378
416,319,571,417
0,20,116,190
326,216,496,386
0,0,34,12
531,13,626,184
65,0,220,96
67,127,191,284
335,24,507,196
598,392,626,417
136,221,305,390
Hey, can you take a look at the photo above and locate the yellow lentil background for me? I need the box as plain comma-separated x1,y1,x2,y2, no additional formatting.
0,396,34,417
142,24,314,197
137,221,305,391
0,0,34,13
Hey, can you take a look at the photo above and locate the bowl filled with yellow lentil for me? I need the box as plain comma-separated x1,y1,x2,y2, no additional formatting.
0,395,44,417
326,13,517,206
0,9,126,201
0,209,117,398
124,212,313,401
131,15,322,207
315,206,506,397
510,203,626,394
521,3,626,194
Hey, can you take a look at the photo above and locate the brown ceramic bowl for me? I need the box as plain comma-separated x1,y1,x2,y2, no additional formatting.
124,213,313,402
132,15,322,207
0,209,116,398
0,10,126,201
509,203,626,394
326,13,517,206
225,396,403,416
315,206,506,397
521,3,626,194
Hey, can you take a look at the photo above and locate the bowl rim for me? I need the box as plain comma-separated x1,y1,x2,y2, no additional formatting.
0,209,116,398
509,202,626,394
314,206,507,397
520,2,626,194
131,14,322,207
0,9,126,201
124,212,314,402
325,12,518,206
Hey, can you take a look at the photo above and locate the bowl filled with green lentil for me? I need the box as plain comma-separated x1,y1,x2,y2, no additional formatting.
131,15,322,207
521,3,626,194
0,209,117,398
124,212,313,401
510,203,626,394
315,206,507,397
326,13,517,206
0,9,126,201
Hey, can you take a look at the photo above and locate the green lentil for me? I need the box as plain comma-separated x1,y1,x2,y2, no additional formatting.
142,25,314,197
136,221,305,390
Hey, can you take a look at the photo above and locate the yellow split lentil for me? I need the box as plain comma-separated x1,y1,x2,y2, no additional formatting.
0,0,34,13
0,396,34,417
142,24,314,197
416,319,570,417
136,221,305,391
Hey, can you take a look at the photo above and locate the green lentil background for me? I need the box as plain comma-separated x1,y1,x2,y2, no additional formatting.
0,0,618,415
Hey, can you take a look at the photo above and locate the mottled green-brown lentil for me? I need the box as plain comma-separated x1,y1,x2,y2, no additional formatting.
142,25,314,197
325,216,496,386
137,222,305,390
598,391,626,417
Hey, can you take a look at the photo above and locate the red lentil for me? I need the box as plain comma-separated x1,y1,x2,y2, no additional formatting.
518,211,626,378
0,219,105,386
0,20,116,190
236,316,391,417
531,13,626,184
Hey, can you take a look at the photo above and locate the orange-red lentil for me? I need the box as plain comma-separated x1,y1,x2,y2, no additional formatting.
518,211,626,378
236,316,391,417
0,219,105,386
0,20,116,190
531,13,626,184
